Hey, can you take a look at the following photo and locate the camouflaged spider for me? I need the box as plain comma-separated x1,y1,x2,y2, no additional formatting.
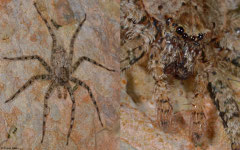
121,0,240,149
3,2,115,145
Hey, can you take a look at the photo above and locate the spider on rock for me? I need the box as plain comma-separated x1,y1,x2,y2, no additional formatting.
121,0,240,149
3,2,116,145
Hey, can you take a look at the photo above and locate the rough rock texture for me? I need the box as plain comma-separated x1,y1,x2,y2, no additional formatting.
0,0,119,149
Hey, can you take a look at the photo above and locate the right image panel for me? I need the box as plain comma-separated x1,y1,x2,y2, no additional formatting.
120,0,240,150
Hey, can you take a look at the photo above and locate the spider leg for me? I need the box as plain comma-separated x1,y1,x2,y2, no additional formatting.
41,81,56,144
69,14,86,64
34,2,56,49
65,83,75,145
3,55,52,73
120,45,142,63
121,51,145,71
50,19,62,29
71,56,116,73
120,56,130,63
157,99,173,129
5,74,51,103
70,77,103,127
72,84,78,92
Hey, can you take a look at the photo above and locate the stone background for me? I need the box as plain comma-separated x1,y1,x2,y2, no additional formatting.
0,0,120,149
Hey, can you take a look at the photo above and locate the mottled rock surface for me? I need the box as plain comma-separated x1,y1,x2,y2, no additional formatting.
0,0,119,149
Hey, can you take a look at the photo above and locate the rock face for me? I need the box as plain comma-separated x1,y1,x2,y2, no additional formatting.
0,0,119,150
1,0,240,150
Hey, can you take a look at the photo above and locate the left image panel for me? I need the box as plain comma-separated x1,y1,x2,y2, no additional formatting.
0,0,120,149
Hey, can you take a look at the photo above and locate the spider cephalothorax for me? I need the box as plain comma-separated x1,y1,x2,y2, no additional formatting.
153,17,206,80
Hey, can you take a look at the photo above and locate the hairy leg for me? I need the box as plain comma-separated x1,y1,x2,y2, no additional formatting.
121,51,145,71
41,82,56,143
120,45,142,63
34,2,56,49
65,83,75,145
69,14,86,64
157,99,173,129
120,45,145,71
70,77,103,127
5,74,51,103
71,56,116,73
3,55,52,73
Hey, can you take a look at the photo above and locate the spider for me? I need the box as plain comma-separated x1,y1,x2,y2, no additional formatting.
121,0,240,149
3,2,116,145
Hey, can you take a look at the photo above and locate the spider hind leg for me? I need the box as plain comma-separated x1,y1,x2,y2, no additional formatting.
5,75,51,103
65,83,76,145
41,82,56,143
70,77,103,127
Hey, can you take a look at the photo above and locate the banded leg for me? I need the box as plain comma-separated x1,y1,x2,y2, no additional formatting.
71,56,116,73
70,77,103,127
121,51,145,71
157,99,173,129
69,14,86,64
189,104,206,145
34,2,56,49
65,83,75,145
120,45,143,63
3,55,52,73
72,84,78,92
41,82,56,143
5,74,51,103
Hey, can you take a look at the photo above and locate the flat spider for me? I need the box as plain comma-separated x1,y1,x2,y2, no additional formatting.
121,0,240,149
3,2,116,145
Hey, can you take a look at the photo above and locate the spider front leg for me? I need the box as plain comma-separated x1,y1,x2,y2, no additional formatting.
189,104,206,145
70,77,103,127
152,71,173,130
34,2,57,49
157,98,173,129
3,55,52,73
5,74,51,103
121,45,145,71
41,82,56,144
69,14,86,64
71,56,116,73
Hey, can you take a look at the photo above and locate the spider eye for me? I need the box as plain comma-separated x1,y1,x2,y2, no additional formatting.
197,33,204,40
190,36,196,41
182,33,188,39
176,26,184,35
